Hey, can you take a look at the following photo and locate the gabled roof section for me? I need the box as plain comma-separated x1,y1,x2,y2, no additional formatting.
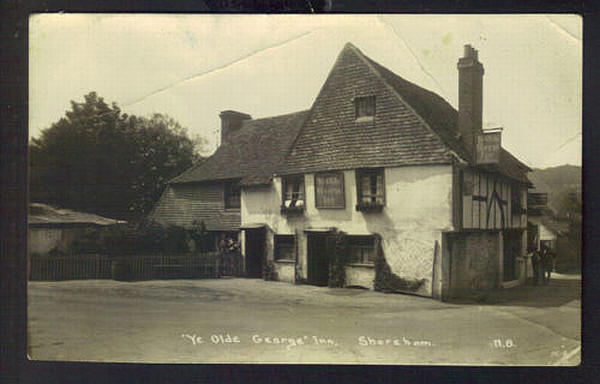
170,110,310,186
362,55,470,162
279,42,530,184
363,46,531,185
279,43,458,175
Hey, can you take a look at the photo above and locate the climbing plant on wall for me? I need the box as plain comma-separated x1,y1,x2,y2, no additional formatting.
327,229,348,288
373,234,427,293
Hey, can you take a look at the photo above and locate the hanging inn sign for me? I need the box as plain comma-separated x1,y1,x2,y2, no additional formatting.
476,129,502,164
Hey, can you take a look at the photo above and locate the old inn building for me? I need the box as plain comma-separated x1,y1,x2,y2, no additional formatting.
149,43,531,300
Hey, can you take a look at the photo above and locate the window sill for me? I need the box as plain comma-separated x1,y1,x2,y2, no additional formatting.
347,263,375,268
316,207,346,210
274,259,295,264
355,116,374,123
355,203,384,212
280,205,305,215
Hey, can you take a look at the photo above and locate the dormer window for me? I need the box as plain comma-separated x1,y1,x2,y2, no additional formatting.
281,175,305,214
355,96,376,120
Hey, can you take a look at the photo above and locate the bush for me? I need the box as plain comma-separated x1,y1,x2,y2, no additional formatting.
262,260,278,281
327,230,348,288
70,221,204,256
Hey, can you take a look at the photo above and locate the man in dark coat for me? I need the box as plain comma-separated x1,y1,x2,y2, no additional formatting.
540,246,553,284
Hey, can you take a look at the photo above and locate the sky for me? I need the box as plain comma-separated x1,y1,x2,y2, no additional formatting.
29,14,582,169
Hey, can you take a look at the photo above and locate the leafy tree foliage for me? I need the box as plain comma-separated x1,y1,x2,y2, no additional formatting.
30,92,202,220
557,188,582,252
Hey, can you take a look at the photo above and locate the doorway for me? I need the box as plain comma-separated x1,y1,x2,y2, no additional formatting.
307,234,329,286
244,228,265,278
503,229,522,282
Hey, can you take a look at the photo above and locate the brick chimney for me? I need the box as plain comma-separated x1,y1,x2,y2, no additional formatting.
457,44,484,161
219,110,251,145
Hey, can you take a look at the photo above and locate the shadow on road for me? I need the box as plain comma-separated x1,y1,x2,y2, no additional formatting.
447,275,581,308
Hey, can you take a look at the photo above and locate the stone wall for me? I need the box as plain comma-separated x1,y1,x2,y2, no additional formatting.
444,231,500,298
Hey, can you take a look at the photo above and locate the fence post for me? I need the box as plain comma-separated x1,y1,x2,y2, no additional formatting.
216,253,220,278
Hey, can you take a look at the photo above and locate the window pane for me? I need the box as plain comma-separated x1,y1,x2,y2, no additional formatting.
355,96,376,118
376,174,384,204
283,176,304,208
315,173,344,208
361,175,370,203
347,236,375,264
357,169,384,205
275,235,295,260
225,182,240,208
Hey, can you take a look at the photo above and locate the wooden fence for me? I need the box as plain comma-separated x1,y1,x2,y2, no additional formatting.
29,252,222,281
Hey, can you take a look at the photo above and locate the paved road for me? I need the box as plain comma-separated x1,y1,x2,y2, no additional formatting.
28,275,580,365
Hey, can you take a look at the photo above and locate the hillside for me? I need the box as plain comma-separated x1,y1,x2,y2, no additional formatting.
528,165,581,215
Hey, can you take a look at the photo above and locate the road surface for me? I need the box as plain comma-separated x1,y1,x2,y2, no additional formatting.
28,274,580,365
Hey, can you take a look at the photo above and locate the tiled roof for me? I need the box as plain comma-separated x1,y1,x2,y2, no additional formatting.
363,55,471,162
170,110,310,186
478,148,532,185
279,43,529,184
278,43,456,175
171,43,529,186
367,47,531,185
29,203,125,226
540,215,569,235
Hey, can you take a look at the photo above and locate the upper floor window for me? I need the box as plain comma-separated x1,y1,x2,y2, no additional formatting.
315,172,345,209
282,175,305,213
355,96,376,120
224,181,241,209
356,168,384,211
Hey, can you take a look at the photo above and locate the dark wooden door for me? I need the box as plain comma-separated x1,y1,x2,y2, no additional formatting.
307,234,329,286
245,228,265,278
503,230,521,281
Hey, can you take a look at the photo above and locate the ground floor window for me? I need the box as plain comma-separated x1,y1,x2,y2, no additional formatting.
274,235,295,261
347,235,376,264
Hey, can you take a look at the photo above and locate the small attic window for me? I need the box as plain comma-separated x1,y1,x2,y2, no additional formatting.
355,96,376,120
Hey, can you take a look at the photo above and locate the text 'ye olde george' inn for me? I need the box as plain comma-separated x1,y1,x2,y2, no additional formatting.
149,43,532,300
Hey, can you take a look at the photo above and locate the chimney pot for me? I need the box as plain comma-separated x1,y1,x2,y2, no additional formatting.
463,44,472,58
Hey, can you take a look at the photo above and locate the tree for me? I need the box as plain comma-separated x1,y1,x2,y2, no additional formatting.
556,188,582,258
30,92,203,220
